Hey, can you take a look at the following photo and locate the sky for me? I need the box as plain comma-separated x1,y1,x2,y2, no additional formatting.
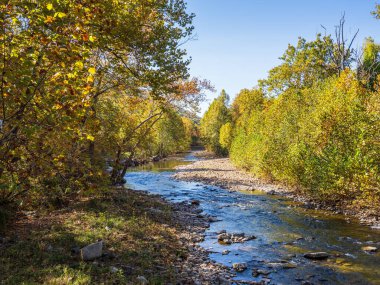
184,0,380,114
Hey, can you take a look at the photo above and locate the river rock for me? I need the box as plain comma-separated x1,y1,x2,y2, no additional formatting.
362,246,377,253
266,261,297,269
218,233,230,241
218,232,256,244
303,252,329,260
232,262,247,272
137,275,149,284
242,235,257,242
81,241,103,261
222,250,230,255
253,269,271,276
223,239,232,245
191,200,200,205
282,262,297,269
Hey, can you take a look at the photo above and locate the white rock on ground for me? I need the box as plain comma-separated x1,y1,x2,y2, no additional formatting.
80,241,103,261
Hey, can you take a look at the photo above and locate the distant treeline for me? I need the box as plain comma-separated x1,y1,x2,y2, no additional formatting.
201,12,380,210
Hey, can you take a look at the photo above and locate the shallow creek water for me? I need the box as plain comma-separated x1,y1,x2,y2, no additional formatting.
125,153,380,285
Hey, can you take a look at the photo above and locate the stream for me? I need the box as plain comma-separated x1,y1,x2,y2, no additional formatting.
125,153,380,285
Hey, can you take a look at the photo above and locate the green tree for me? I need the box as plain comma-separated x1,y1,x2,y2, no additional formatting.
200,90,230,155
219,122,233,150
372,4,380,19
358,37,380,89
259,35,336,96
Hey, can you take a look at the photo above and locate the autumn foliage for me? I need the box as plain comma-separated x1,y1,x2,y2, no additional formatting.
202,18,380,210
0,0,205,207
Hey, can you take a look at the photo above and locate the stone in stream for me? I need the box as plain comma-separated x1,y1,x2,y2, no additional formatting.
267,262,297,269
362,246,378,253
218,232,257,244
303,252,329,260
222,250,230,255
242,235,257,242
252,269,271,277
232,262,248,272
81,241,103,261
223,239,232,245
218,233,230,241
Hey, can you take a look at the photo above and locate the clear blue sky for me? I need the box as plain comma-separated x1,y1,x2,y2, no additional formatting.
184,0,380,114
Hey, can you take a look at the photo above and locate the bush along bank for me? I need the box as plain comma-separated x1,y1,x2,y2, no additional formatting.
200,32,380,220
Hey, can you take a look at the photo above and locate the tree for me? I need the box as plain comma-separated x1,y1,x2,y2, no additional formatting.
372,4,380,19
225,21,380,209
200,90,230,155
219,122,233,150
155,109,189,157
259,35,336,96
357,37,380,89
321,15,359,75
0,0,199,205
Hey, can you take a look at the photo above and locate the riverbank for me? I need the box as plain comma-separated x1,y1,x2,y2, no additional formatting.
0,187,233,284
173,151,380,228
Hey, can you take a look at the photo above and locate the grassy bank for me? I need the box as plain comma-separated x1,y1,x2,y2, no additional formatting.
0,188,187,284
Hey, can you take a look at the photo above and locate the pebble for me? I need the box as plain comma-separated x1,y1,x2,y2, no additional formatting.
304,252,329,260
362,246,377,253
217,232,256,244
232,262,248,272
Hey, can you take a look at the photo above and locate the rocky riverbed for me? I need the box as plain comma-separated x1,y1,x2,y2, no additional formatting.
164,196,235,284
173,151,380,228
125,152,380,284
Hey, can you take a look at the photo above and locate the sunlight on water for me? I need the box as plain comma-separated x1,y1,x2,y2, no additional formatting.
125,153,380,285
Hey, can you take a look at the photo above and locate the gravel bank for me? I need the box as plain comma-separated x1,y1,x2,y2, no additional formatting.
173,151,380,228
174,151,291,194
157,193,235,284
